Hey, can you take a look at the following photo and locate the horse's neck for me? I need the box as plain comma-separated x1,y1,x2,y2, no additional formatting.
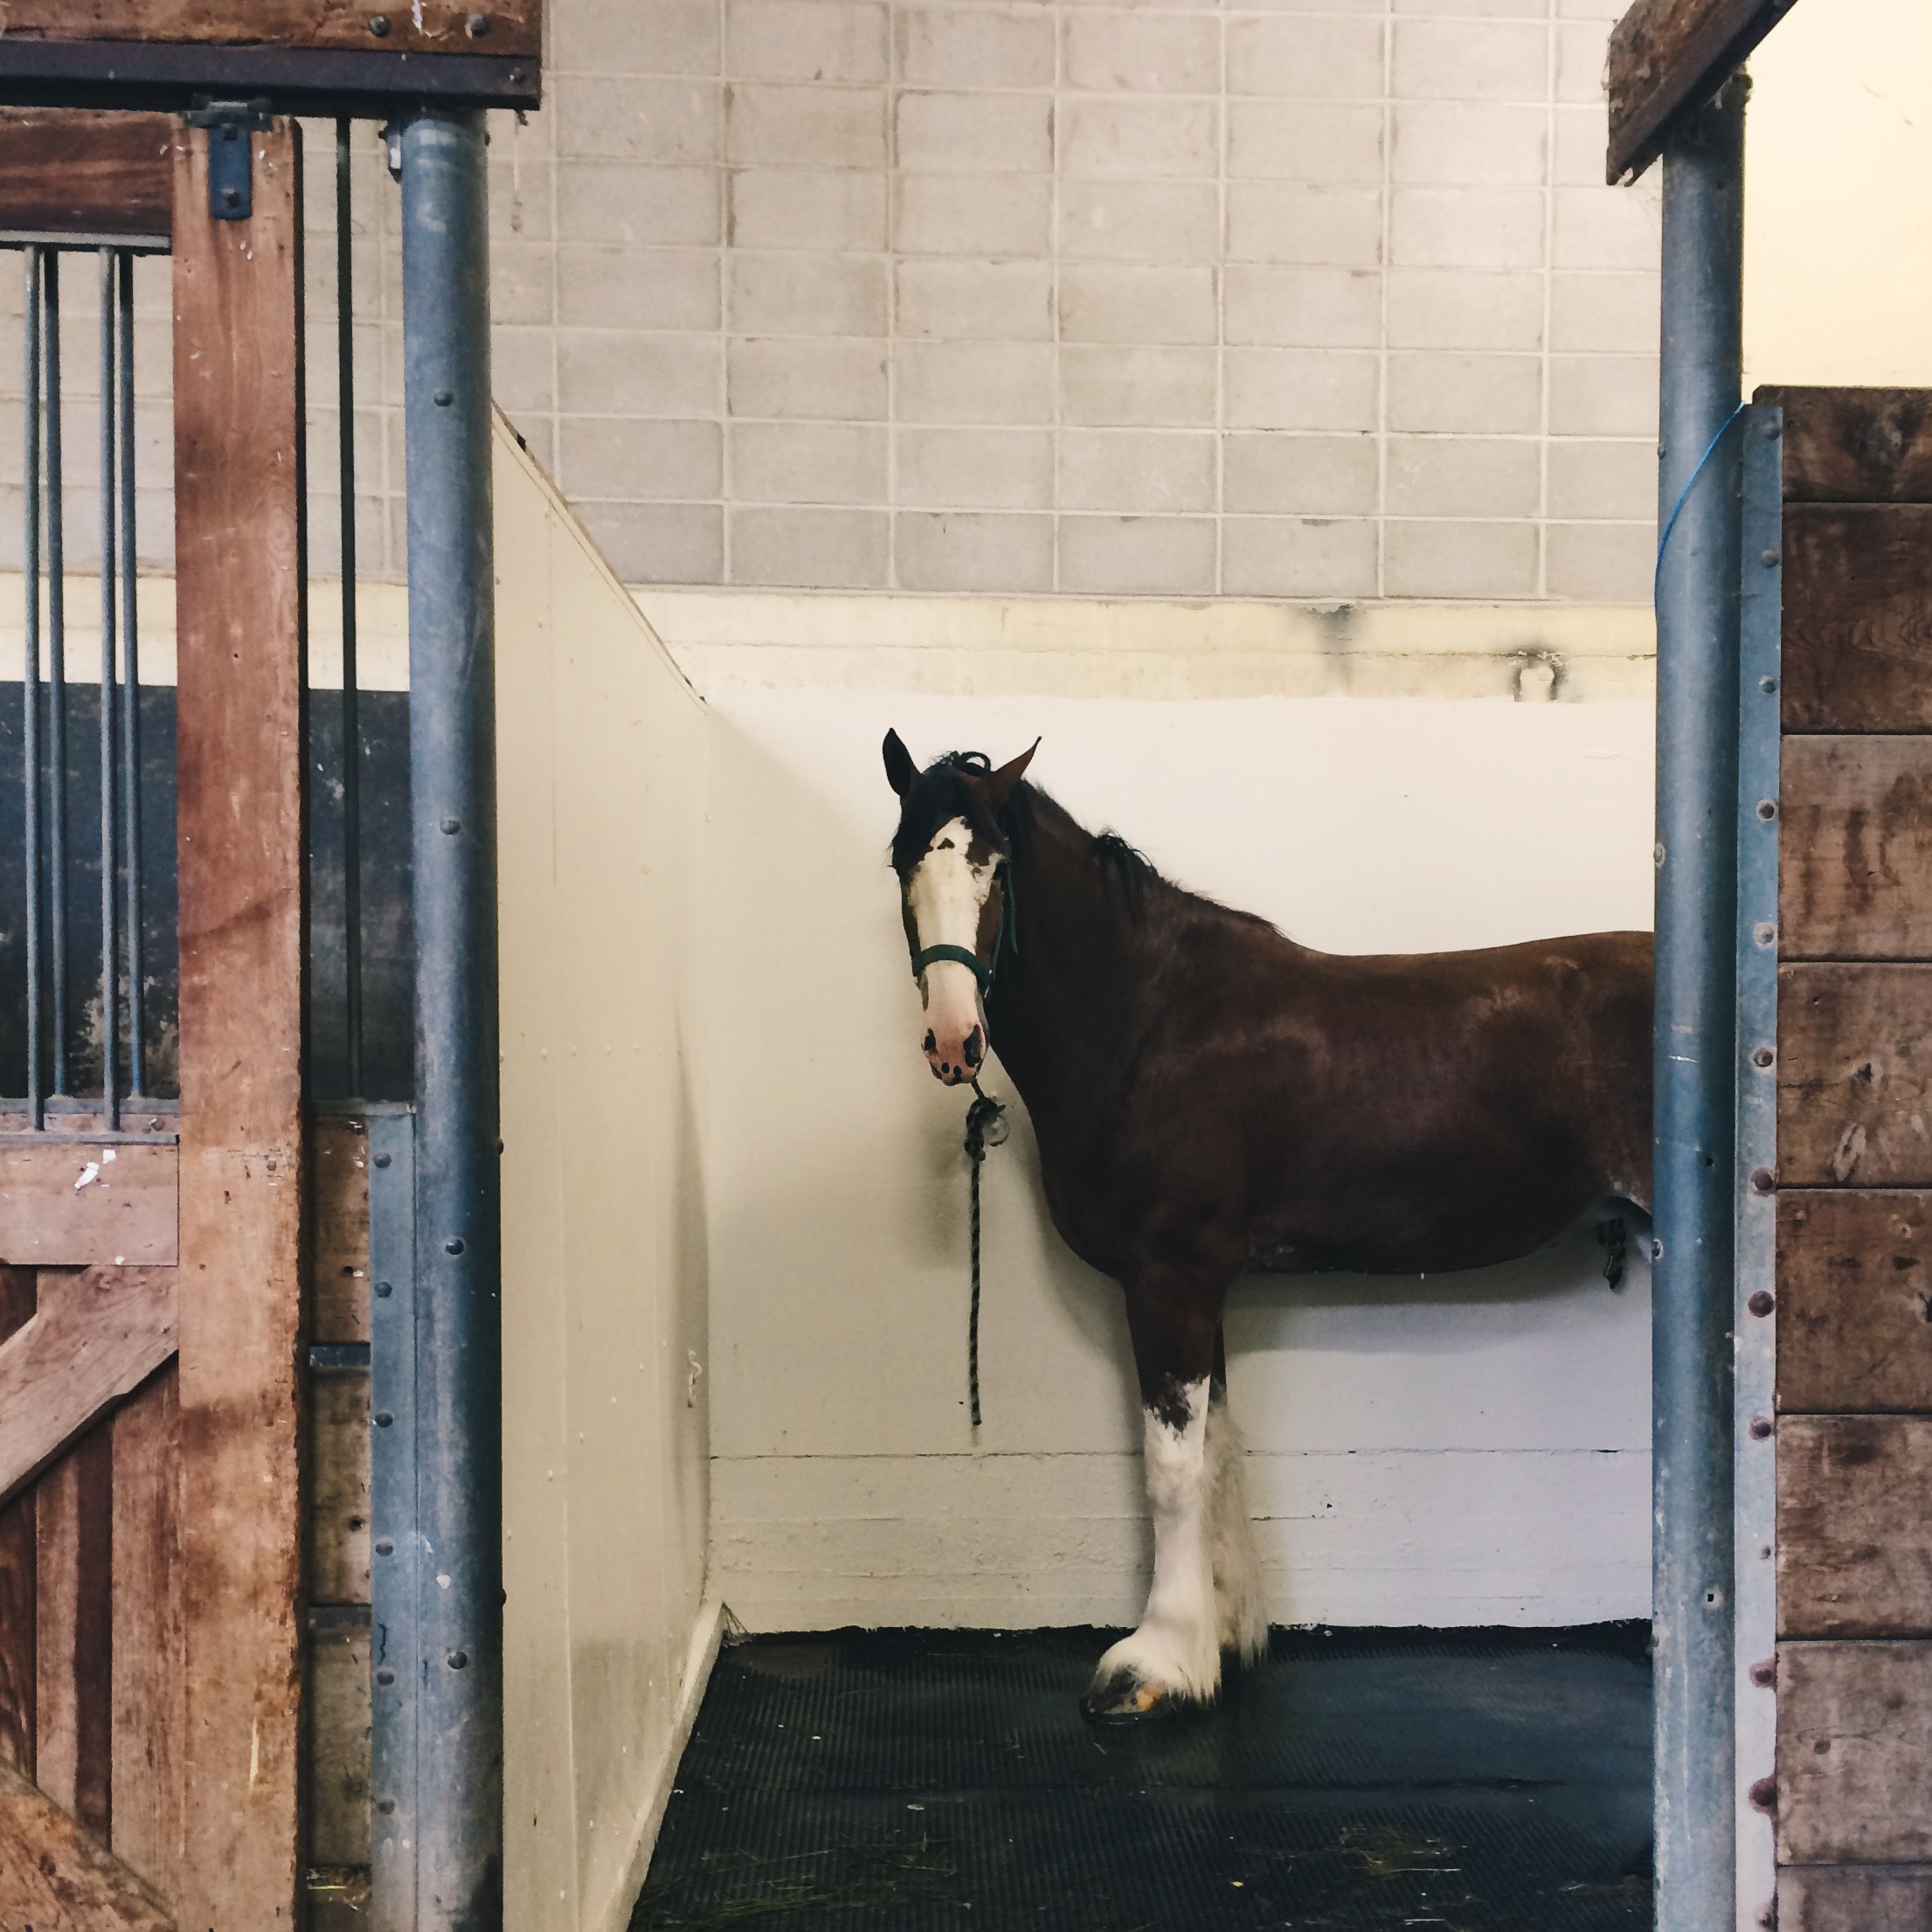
988,800,1153,1123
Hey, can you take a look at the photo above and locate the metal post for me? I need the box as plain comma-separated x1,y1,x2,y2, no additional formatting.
118,249,143,1098
97,247,118,1127
1652,74,1746,1932
400,107,501,1932
24,247,42,1129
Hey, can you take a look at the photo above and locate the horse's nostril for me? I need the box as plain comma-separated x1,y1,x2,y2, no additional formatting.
924,1029,936,1054
964,1027,983,1068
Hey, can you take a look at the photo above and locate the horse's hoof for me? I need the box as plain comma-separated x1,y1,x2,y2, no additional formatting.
1081,1675,1193,1726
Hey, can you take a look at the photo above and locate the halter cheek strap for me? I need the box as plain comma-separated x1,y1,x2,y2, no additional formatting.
911,869,1017,996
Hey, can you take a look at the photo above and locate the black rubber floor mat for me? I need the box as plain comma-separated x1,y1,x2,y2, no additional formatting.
632,1626,1652,1932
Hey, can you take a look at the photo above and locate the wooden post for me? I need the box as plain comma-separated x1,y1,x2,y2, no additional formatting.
171,118,308,1929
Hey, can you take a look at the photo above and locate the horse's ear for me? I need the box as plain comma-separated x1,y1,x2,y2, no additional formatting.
883,729,918,797
984,737,1039,810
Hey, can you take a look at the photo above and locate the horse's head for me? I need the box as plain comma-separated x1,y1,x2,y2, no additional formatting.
883,730,1037,1085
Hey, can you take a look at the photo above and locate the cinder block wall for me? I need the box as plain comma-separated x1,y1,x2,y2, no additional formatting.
485,0,1660,601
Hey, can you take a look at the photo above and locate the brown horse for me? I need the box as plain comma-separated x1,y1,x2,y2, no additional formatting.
883,731,1652,1721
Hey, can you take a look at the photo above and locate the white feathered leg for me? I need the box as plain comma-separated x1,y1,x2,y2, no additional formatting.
1207,1382,1269,1665
1089,1376,1222,1714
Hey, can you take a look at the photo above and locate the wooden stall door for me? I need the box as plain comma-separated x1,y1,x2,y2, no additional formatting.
1768,386,1932,1931
0,114,308,1930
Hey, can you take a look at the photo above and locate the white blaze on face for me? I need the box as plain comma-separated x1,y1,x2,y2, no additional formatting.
907,815,997,1084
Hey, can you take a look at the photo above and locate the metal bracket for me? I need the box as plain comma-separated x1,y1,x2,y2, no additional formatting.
184,100,273,221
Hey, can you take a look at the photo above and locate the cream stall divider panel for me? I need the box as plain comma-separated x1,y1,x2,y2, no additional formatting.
1744,0,1932,391
694,681,1657,1633
494,412,718,1932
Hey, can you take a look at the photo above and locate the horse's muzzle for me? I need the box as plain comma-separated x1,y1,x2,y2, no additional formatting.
924,1020,985,1085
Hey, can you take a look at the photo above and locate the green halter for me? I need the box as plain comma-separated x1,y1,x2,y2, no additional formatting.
911,868,1016,994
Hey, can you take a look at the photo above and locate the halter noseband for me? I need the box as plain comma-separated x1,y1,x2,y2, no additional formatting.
911,867,1015,996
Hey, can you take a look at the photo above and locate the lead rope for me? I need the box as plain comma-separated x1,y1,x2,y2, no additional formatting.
963,1078,1007,1429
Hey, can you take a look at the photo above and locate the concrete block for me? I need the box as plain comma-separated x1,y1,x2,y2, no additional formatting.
1227,16,1385,99
731,420,888,504
559,330,722,419
1390,187,1544,270
1393,20,1548,101
1387,435,1540,519
1548,437,1657,522
1555,21,1611,104
1060,96,1221,180
490,156,554,241
1392,102,1546,184
895,341,1056,424
726,0,890,85
1227,183,1382,266
1548,354,1658,440
1062,11,1221,93
554,76,720,164
898,7,1056,90
1057,428,1216,514
1388,351,1540,435
559,246,721,332
896,511,1054,592
896,91,1054,174
1060,344,1217,427
1222,432,1376,516
1546,520,1652,601
729,506,890,587
1225,348,1378,433
895,426,1055,509
558,416,723,501
1057,515,1215,595
895,259,1055,339
1060,180,1221,263
896,175,1053,256
1059,264,1216,345
728,252,889,336
1225,265,1381,348
729,169,887,251
1383,518,1538,598
575,502,724,585
490,326,557,416
551,0,721,74
558,162,722,247
1549,270,1658,354
1386,267,1543,350
1553,184,1659,271
728,337,889,421
1228,100,1381,183
725,81,888,169
1222,515,1377,598
1553,104,1610,186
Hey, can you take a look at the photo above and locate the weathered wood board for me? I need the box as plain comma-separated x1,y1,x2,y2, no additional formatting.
1782,505,1932,734
0,1756,173,1932
1762,386,1932,505
1778,1191,1932,1414
1780,1642,1932,1864
0,1,538,59
1604,0,1786,184
0,1268,33,1777
0,1142,178,1267
171,119,308,1931
313,1115,370,1344
308,1369,370,1608
305,1622,370,1869
0,1266,177,1508
1781,737,1932,959
1779,1865,1932,1931
1778,964,1932,1186
35,1420,112,1840
0,108,170,238
1779,1416,1932,1638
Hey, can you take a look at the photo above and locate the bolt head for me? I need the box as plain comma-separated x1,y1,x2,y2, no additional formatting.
1749,1415,1773,1439
369,12,391,33
1751,1167,1776,1196
467,10,490,33
1753,1046,1774,1070
1748,1289,1776,1317
447,1649,469,1670
1762,548,1780,567
446,1236,466,1256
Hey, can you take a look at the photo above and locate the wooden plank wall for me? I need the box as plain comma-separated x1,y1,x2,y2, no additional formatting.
1769,385,1932,1928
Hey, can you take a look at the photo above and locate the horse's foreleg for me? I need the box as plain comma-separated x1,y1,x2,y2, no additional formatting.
1207,1370,1268,1666
1086,1277,1225,1721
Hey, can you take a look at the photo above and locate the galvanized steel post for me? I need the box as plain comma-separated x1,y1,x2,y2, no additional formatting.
1652,74,1747,1932
401,107,502,1931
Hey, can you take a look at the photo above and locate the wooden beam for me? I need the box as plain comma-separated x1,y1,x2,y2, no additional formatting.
0,1756,173,1932
170,118,308,1931
1780,1641,1932,1863
0,1,538,60
1778,965,1932,1186
0,110,170,239
1780,737,1932,960
0,1270,34,1777
1762,385,1932,504
0,1267,177,1510
1781,505,1932,732
1782,1866,1932,1930
0,1142,178,1269
1780,1416,1932,1638
1778,1191,1932,1414
34,1421,113,1842
1606,0,1799,184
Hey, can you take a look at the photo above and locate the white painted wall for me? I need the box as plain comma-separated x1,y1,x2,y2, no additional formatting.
697,679,1656,1631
